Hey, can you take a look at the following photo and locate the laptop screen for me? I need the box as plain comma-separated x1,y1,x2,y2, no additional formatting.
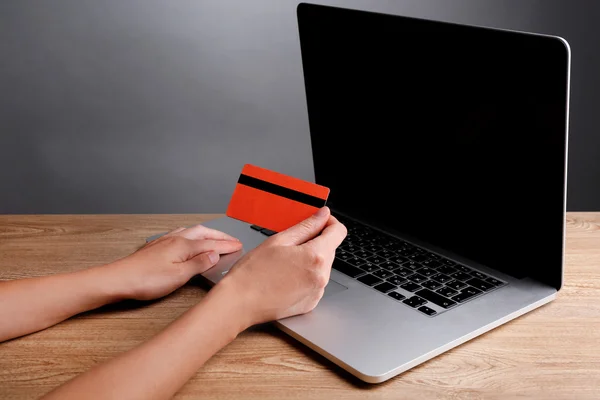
297,3,569,289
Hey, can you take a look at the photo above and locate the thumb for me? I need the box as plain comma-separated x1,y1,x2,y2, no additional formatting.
183,251,220,276
273,206,331,246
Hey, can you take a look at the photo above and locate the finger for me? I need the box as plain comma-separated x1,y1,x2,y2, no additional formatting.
176,224,240,242
182,251,220,276
180,239,243,261
303,216,347,254
272,206,331,246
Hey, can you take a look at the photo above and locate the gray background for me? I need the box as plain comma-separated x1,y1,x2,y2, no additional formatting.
1,0,598,213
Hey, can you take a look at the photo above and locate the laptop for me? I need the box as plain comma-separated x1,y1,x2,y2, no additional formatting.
148,3,571,383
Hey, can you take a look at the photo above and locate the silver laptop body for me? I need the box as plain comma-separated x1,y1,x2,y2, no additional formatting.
148,3,570,383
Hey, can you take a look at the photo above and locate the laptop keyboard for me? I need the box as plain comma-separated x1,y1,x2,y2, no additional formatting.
331,215,507,316
250,216,507,317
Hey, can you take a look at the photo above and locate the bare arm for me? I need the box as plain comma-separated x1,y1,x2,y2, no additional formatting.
0,225,242,343
41,281,247,400
40,207,347,400
0,265,126,342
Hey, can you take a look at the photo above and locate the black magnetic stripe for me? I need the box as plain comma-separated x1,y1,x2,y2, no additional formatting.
237,174,326,208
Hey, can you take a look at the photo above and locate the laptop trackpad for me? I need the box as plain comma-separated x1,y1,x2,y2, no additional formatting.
323,279,348,298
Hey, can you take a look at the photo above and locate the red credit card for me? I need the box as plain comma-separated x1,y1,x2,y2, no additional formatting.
226,164,330,233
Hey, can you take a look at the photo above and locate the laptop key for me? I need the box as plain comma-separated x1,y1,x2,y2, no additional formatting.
387,275,407,285
442,259,457,266
402,260,422,270
353,239,368,248
437,265,457,275
364,244,383,253
421,280,442,290
366,255,386,265
332,259,365,278
395,267,413,278
346,257,366,267
452,286,483,302
353,250,373,259
462,286,483,296
418,306,437,316
471,271,489,280
407,273,428,284
415,288,457,309
343,244,360,253
418,267,436,277
355,226,373,235
465,278,495,291
388,255,408,265
431,273,452,284
436,286,458,297
388,291,406,301
403,296,427,308
357,274,383,286
400,242,414,250
380,240,398,248
408,254,428,262
445,280,467,290
364,236,383,244
373,269,395,279
374,282,397,293
421,259,442,269
400,282,422,292
454,264,472,273
486,277,505,286
379,261,400,271
359,262,379,273
337,251,353,261
384,242,403,251
450,271,472,282
377,249,394,258
399,249,416,257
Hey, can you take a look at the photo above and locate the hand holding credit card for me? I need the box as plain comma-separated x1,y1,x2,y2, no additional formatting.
226,164,330,233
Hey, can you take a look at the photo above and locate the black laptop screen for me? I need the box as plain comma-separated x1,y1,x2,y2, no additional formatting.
297,3,569,288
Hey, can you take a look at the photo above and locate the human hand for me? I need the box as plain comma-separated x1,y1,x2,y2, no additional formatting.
107,224,243,301
217,207,347,328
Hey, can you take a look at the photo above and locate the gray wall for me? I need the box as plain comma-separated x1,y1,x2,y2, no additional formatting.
1,0,598,213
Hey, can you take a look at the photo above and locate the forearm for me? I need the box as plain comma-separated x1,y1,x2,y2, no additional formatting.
0,264,127,342
41,281,249,400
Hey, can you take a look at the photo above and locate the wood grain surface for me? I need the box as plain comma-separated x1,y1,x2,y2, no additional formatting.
0,213,599,400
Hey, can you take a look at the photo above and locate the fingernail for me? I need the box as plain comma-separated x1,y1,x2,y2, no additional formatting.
315,206,328,218
208,252,219,264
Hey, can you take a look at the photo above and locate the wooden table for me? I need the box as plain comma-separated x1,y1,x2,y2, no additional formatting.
1,213,599,399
